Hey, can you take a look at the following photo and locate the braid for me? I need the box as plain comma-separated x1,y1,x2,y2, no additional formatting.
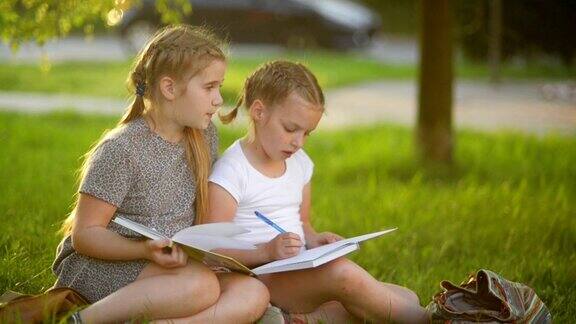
60,24,227,236
218,60,324,131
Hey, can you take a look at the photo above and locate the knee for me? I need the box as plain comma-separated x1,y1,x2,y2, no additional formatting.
403,289,421,305
324,259,367,296
388,283,421,306
234,277,270,322
179,266,220,309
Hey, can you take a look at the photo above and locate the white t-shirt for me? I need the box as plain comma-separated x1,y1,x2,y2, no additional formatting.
209,140,314,245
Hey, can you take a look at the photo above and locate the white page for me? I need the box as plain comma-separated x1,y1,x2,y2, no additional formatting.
309,243,359,267
297,228,397,262
252,242,357,274
251,228,398,269
252,244,359,275
257,241,355,269
113,216,254,250
112,216,168,241
173,234,256,251
338,228,397,245
172,223,249,238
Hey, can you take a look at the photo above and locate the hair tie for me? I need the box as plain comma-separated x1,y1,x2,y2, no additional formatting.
136,82,146,97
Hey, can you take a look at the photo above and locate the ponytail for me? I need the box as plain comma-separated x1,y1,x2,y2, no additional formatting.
219,95,243,124
221,60,325,145
59,25,226,236
120,95,145,125
120,65,148,125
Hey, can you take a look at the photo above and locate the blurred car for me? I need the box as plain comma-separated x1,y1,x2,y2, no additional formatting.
118,0,382,52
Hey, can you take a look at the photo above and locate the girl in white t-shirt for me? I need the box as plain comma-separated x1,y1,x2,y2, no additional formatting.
207,60,430,323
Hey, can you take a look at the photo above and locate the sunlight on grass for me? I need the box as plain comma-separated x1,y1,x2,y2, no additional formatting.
0,111,574,321
1,51,573,104
0,52,414,103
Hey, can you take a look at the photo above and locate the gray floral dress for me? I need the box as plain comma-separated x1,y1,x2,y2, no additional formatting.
52,117,218,303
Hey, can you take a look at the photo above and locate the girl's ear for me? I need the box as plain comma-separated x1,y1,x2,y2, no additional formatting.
249,99,267,122
159,76,177,100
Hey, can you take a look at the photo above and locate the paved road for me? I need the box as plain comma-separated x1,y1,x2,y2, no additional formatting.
1,35,574,135
324,80,575,135
0,80,574,136
0,35,417,64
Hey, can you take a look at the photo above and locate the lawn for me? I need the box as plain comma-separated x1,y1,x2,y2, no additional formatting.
0,111,574,321
0,50,574,104
0,52,413,103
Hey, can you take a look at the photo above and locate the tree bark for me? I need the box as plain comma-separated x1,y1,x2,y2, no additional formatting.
488,0,502,85
417,0,454,164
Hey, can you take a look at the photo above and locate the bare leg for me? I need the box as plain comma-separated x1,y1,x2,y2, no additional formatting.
79,261,220,323
153,272,270,324
289,301,360,324
382,282,422,305
260,258,429,323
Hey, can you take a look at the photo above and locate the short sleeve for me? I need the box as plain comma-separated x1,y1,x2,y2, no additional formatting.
296,149,314,184
204,122,219,167
208,158,245,203
79,139,131,207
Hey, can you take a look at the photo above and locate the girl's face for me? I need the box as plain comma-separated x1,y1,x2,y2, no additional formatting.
173,59,226,129
254,92,323,161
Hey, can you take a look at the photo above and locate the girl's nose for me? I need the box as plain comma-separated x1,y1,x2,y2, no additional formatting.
292,133,305,148
212,91,224,107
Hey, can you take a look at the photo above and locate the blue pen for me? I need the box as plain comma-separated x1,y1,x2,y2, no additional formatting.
254,211,286,234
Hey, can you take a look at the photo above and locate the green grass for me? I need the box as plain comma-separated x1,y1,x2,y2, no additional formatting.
1,111,575,322
1,51,573,103
0,52,413,103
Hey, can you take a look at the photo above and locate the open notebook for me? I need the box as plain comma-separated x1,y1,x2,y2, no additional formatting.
251,228,397,275
112,216,257,275
113,216,397,276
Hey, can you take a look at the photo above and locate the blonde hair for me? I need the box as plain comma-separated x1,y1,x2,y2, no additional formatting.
61,25,226,235
219,60,324,135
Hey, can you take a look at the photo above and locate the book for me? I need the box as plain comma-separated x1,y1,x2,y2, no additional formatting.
250,228,397,275
112,216,397,276
112,216,257,275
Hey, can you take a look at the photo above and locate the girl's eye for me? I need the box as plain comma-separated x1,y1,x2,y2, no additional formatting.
284,126,296,133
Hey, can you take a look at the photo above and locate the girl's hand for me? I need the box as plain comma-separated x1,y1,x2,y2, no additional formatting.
265,232,303,260
145,239,188,268
307,232,344,249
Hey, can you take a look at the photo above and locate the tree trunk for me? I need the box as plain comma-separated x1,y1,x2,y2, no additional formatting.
417,0,454,164
488,0,502,84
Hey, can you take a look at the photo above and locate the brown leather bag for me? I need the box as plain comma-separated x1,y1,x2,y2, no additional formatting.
0,287,89,323
427,269,552,323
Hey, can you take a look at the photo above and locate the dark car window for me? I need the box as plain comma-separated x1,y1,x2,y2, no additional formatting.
119,0,379,51
191,0,256,9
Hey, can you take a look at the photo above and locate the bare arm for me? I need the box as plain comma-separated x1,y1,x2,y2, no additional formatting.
71,193,187,268
300,182,318,242
206,183,302,267
72,193,147,260
300,183,343,249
